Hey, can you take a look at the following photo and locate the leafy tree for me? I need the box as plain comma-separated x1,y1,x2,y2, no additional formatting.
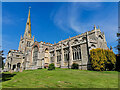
0,50,5,69
116,32,120,71
90,49,100,71
116,54,120,71
90,48,116,71
105,50,116,71
99,49,107,71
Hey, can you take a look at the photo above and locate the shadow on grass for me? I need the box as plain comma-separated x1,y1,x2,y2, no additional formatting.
2,73,16,82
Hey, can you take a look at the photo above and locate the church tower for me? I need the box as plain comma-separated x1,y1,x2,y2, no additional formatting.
18,7,34,54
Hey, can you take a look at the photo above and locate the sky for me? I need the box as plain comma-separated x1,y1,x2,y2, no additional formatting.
2,2,118,57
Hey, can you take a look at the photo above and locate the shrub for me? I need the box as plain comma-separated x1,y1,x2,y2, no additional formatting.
48,63,55,70
71,63,79,69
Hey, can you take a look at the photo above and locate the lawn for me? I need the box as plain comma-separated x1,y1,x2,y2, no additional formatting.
2,68,118,88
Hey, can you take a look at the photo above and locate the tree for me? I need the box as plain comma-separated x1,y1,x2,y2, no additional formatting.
90,49,100,71
116,54,120,71
97,49,107,71
105,50,116,71
0,50,5,69
116,32,120,71
117,33,120,54
90,48,116,71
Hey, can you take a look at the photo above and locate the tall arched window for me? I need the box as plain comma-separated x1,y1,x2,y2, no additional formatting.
72,45,81,60
57,50,61,62
27,41,31,47
33,45,38,65
64,48,69,61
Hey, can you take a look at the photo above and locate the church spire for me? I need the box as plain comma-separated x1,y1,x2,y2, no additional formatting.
24,7,31,38
27,7,31,25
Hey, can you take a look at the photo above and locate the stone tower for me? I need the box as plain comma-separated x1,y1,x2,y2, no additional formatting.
18,7,34,54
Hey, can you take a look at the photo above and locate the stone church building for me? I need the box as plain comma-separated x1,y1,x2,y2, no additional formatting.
4,8,108,72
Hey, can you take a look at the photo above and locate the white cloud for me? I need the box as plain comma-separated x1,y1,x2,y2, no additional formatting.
51,2,103,33
51,2,118,53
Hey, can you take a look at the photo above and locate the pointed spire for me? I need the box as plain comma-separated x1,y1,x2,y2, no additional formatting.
24,7,32,38
28,6,31,38
27,6,31,24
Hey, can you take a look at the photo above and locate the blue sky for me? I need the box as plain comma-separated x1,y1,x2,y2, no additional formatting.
2,2,118,57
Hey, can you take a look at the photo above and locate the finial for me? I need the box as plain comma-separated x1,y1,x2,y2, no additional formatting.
69,36,71,42
94,25,96,30
69,36,71,40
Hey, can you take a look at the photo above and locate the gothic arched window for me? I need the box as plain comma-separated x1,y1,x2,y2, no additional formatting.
57,50,61,62
64,48,69,61
27,41,31,47
72,45,81,60
33,45,38,65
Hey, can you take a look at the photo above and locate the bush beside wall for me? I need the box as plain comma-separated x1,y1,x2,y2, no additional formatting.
71,63,79,69
48,63,55,70
90,48,116,71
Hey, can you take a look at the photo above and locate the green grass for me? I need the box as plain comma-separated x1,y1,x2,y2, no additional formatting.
2,68,118,88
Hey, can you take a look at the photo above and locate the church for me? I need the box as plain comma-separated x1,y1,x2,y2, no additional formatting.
4,8,108,72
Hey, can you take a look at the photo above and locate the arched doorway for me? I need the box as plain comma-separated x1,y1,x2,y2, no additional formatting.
33,45,38,66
